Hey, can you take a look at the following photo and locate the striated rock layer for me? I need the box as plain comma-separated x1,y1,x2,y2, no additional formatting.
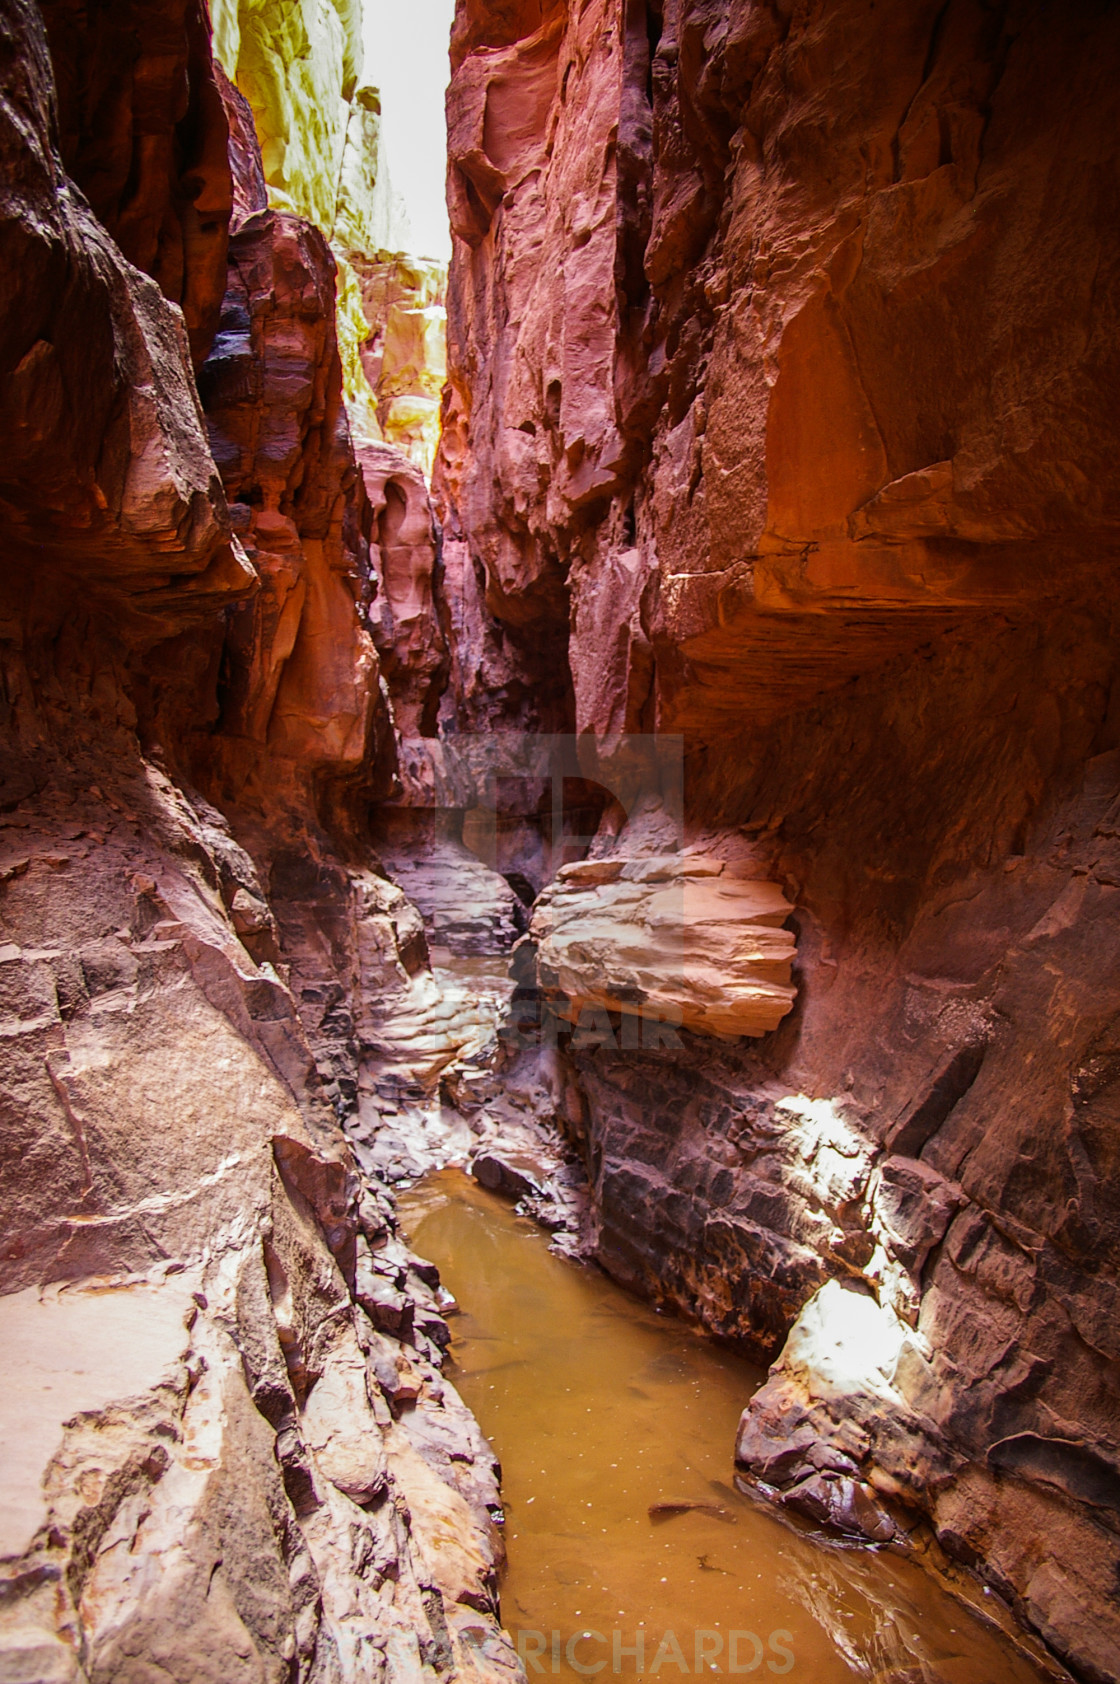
0,1,520,1677
532,853,795,1038
436,0,1120,1678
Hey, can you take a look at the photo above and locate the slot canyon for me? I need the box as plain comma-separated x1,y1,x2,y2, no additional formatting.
1,0,1119,1679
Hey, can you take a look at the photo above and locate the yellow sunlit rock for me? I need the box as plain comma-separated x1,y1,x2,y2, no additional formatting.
382,394,443,479
381,304,447,400
211,0,448,471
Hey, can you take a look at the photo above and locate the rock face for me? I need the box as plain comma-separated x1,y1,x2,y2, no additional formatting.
360,438,449,739
210,0,449,468
0,2,520,1677
375,828,523,960
439,0,1120,737
356,255,449,476
190,199,416,1129
199,206,382,795
436,0,1120,1678
0,0,244,606
532,854,795,1038
40,0,233,367
0,749,512,1681
209,0,401,430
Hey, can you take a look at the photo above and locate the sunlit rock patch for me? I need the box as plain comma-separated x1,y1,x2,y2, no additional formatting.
531,855,797,1040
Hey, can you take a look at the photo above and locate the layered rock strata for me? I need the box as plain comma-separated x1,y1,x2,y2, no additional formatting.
0,747,513,1681
0,1,520,1676
435,0,1120,1678
531,853,795,1038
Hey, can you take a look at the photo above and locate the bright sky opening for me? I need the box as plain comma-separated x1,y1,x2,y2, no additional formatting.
363,0,455,262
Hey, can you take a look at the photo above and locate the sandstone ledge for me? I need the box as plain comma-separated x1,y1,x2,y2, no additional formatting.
531,856,796,1040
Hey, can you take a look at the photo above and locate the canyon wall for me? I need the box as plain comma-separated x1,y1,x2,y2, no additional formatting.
436,1,1120,1679
210,0,449,472
0,0,518,1676
209,0,401,434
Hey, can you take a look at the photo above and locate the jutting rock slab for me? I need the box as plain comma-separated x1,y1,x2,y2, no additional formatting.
531,855,796,1039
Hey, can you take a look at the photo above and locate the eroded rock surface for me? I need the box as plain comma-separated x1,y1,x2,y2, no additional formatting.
435,0,1120,1677
532,853,795,1038
438,0,1120,736
0,0,245,609
41,0,232,366
0,2,522,1676
0,589,519,1684
361,439,449,739
356,256,448,475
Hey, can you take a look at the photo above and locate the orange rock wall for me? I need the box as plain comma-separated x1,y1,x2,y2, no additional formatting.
440,0,1120,740
438,2,1120,1677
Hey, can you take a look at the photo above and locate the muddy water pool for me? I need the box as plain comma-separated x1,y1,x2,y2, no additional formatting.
399,1171,1059,1684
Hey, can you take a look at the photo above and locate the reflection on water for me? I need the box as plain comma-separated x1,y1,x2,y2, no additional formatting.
400,1171,1060,1684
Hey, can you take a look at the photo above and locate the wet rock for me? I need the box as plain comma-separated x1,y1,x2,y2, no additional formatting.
648,1500,736,1525
471,1149,546,1201
357,1272,415,1341
781,1473,897,1545
735,1408,820,1489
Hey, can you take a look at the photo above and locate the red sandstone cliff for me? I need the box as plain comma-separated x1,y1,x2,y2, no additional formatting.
40,0,233,367
0,1,518,1673
436,2,1120,1678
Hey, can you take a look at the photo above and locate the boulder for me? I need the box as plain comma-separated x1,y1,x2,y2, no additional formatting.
531,854,796,1039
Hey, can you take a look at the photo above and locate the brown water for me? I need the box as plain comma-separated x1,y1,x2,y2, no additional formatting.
399,1172,1060,1684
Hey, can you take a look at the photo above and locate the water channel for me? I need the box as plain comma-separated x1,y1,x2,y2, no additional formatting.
400,1171,1062,1684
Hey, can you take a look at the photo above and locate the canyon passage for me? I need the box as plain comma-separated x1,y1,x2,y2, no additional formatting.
1,1,1120,1682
